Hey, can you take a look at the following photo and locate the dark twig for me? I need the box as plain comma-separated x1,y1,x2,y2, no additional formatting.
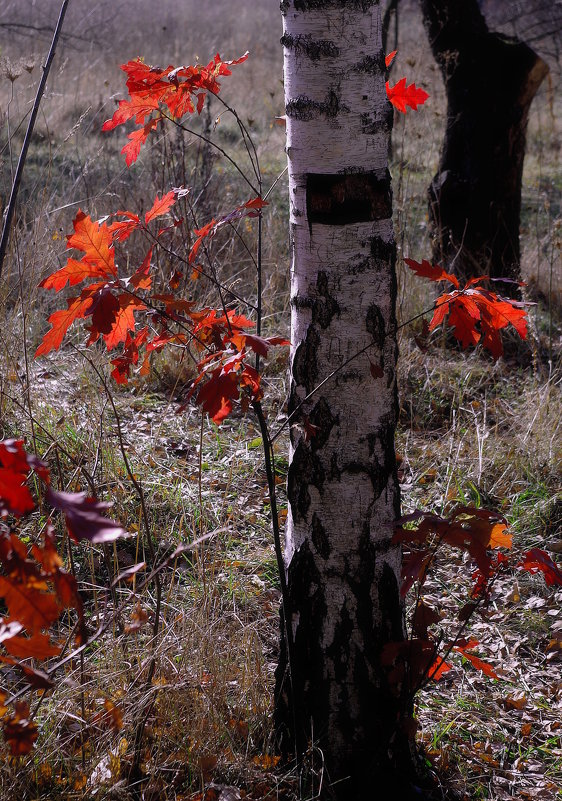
0,0,71,279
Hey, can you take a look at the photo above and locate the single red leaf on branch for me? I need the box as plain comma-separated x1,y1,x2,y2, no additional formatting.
46,487,128,544
518,548,562,586
3,631,61,659
0,577,60,633
35,294,94,358
2,701,38,756
404,258,459,287
453,638,498,679
386,77,429,113
385,50,397,68
145,190,177,224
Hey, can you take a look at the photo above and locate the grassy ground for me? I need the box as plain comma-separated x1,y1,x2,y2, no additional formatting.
0,1,560,799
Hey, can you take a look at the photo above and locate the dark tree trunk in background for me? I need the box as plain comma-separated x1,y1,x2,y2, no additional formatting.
421,0,548,294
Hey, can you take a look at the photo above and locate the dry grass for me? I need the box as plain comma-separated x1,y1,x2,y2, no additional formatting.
0,1,561,799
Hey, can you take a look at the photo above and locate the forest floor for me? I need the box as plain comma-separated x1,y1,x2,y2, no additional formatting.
0,1,560,799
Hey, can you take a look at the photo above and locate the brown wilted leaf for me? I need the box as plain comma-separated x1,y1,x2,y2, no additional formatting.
3,701,38,755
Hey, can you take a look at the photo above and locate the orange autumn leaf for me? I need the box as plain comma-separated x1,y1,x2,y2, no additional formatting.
145,190,177,224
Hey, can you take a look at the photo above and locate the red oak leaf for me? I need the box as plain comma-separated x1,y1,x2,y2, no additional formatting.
102,294,146,351
46,487,128,544
121,118,160,166
518,548,562,586
404,258,459,287
3,701,38,756
195,370,240,424
0,577,60,632
386,77,429,113
3,631,61,659
145,190,176,223
0,468,35,517
189,197,268,264
400,550,432,597
427,655,451,681
64,211,116,277
454,638,498,679
385,50,397,68
39,257,109,291
109,211,141,241
35,294,93,357
128,249,153,290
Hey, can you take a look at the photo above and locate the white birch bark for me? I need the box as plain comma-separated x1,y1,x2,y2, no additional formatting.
277,1,414,795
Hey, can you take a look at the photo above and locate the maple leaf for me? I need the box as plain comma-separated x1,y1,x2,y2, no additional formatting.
386,77,429,113
46,487,128,544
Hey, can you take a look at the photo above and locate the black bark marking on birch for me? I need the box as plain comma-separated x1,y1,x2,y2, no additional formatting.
326,602,354,685
280,33,340,60
312,271,340,329
365,419,399,501
360,112,392,136
291,293,313,312
311,512,330,558
308,396,337,450
328,452,342,482
287,441,325,521
307,173,392,226
370,231,396,264
274,540,329,756
365,304,385,348
291,0,379,11
354,54,385,74
291,325,320,395
286,89,344,122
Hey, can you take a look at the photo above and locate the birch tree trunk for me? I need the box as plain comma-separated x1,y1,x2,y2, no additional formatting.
277,2,415,796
